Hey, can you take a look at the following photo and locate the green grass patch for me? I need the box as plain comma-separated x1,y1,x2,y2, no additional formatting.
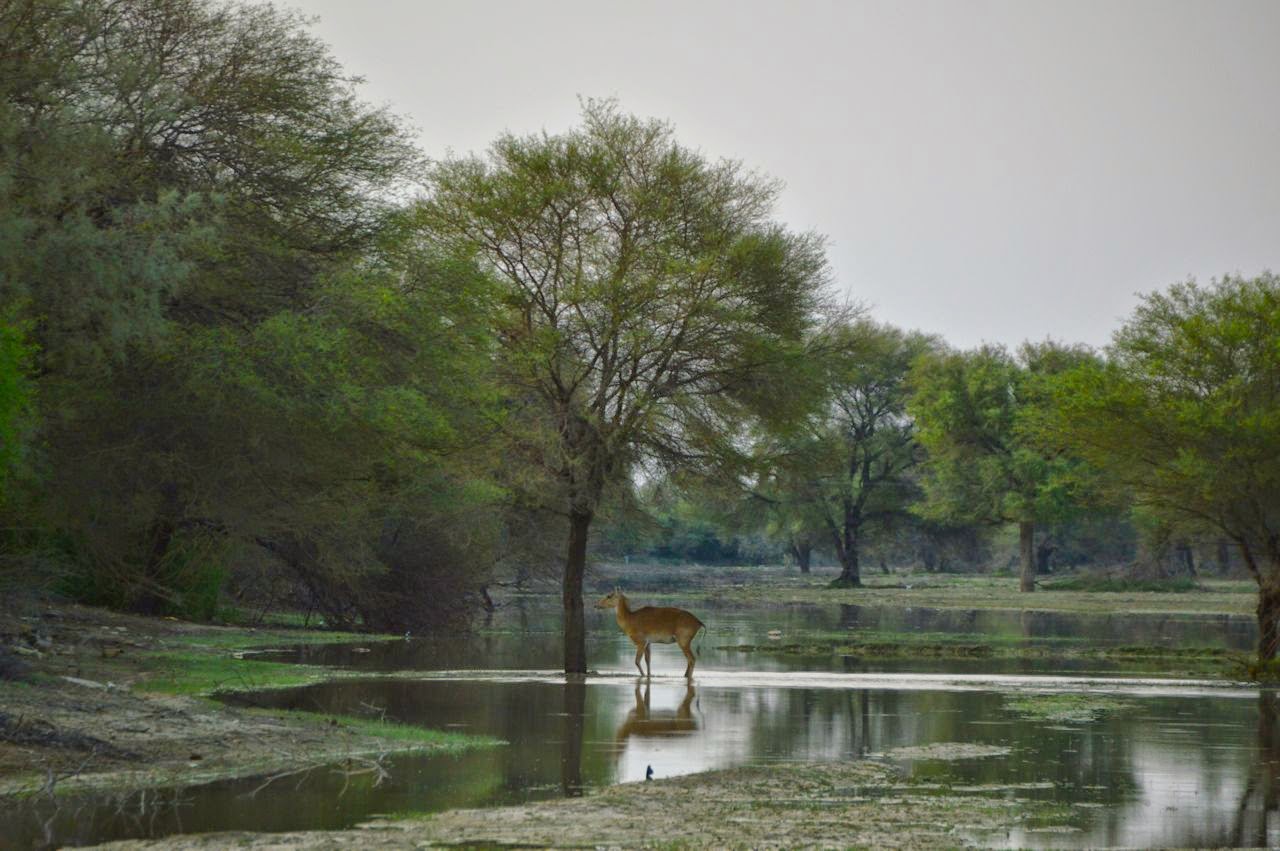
641,571,1257,615
1233,657,1280,683
245,709,503,753
159,627,397,652
1041,576,1202,593
134,651,342,695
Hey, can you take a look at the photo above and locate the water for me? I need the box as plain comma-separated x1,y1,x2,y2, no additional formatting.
4,598,1275,848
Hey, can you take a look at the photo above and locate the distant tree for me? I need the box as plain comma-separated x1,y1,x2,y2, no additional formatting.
788,322,935,587
743,438,830,574
909,342,1096,592
1045,275,1280,659
419,101,831,673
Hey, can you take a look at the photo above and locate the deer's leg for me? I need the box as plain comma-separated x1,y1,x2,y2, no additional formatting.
679,638,695,679
644,643,652,678
633,642,646,676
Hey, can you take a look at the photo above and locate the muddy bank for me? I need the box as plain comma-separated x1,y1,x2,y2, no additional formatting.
99,757,1075,849
0,601,495,799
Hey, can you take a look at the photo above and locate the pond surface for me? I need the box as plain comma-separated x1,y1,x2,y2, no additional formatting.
5,597,1276,849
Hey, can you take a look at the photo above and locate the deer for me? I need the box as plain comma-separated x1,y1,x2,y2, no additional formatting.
595,588,705,678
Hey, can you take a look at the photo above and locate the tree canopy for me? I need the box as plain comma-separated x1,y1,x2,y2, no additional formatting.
0,0,499,626
418,100,833,672
1045,274,1280,657
909,342,1096,591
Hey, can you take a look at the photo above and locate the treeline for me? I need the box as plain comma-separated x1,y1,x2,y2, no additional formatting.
2,1,1278,661
0,0,506,631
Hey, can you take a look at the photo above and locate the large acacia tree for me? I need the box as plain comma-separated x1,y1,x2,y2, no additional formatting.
420,102,830,673
1046,275,1280,659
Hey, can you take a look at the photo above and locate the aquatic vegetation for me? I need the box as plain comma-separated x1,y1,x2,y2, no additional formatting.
1003,693,1135,723
877,742,1011,761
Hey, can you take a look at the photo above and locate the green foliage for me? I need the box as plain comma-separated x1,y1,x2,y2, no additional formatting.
1042,274,1280,655
0,312,35,502
908,341,1101,586
420,100,832,514
1046,275,1280,555
910,343,1094,527
0,0,500,629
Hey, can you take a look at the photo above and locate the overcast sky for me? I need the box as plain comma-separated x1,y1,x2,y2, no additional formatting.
287,0,1279,349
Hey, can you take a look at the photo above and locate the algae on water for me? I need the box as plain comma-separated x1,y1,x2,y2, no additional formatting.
1003,693,1135,723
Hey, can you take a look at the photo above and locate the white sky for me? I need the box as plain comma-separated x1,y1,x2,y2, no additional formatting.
286,0,1280,349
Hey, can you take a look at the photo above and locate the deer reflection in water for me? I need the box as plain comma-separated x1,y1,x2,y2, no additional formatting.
615,681,699,747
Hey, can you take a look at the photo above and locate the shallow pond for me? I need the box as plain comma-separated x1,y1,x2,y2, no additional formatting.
5,598,1276,848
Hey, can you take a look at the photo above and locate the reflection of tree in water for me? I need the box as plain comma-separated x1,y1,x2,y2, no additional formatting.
1232,692,1280,847
560,678,587,796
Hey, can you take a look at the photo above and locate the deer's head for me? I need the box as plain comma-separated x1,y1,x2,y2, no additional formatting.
595,588,624,609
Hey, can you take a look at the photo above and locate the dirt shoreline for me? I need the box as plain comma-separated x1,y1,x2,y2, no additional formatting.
0,600,489,801
97,758,1074,850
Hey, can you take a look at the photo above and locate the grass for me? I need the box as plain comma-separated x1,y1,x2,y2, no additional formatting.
659,572,1257,615
244,709,503,753
158,627,398,651
1040,576,1202,593
134,650,347,696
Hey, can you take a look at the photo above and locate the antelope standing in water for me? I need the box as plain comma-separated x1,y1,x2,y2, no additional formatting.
596,589,705,678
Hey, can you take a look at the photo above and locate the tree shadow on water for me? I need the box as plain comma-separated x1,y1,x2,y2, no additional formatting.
560,677,587,797
1231,691,1280,847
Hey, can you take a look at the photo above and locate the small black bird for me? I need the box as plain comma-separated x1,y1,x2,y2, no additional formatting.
645,765,654,781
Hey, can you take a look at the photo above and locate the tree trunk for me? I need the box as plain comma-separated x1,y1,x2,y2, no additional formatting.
832,544,861,588
1035,537,1055,575
1019,521,1035,592
830,505,862,588
1217,538,1232,576
1258,579,1280,662
1176,541,1197,577
563,510,592,674
135,481,182,615
794,539,812,574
